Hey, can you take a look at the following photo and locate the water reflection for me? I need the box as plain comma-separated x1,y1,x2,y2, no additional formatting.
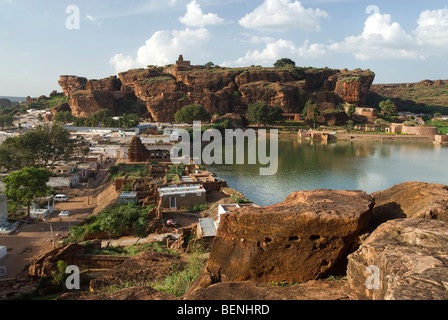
206,139,448,207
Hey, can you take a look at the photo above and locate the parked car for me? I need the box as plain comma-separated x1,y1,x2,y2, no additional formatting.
59,211,71,217
54,194,69,202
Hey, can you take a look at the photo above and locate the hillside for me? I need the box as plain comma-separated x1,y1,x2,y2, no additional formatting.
57,55,375,123
368,80,448,115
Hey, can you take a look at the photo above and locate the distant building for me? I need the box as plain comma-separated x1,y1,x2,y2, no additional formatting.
176,54,191,68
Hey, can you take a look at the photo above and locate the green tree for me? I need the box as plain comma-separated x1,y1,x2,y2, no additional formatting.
0,123,76,171
54,111,75,124
204,61,214,68
174,104,211,124
0,114,13,129
347,104,357,118
346,120,355,131
379,100,398,115
99,212,123,247
248,102,285,126
309,105,320,129
274,58,296,68
3,167,52,218
133,217,148,245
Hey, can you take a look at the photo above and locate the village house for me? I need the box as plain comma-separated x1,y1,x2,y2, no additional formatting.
157,185,206,210
49,162,97,188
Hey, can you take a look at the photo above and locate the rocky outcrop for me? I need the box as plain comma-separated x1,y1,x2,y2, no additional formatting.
200,190,374,287
0,98,11,108
69,91,118,118
347,218,448,300
29,242,100,277
58,76,88,97
329,70,376,105
58,61,375,121
370,182,448,229
184,279,349,300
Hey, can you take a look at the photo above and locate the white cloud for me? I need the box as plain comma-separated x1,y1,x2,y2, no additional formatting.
234,39,326,66
110,28,210,72
415,8,448,48
328,13,423,60
241,35,275,44
239,0,329,32
179,0,225,27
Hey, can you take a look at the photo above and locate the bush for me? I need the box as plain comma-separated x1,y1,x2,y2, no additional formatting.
151,254,206,297
174,104,211,124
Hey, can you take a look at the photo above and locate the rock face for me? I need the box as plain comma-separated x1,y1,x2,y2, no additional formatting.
203,190,374,286
184,279,349,301
69,91,119,118
29,243,94,277
370,182,448,229
347,219,448,300
58,58,375,121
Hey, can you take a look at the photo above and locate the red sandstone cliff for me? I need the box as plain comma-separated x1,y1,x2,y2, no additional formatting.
58,61,375,122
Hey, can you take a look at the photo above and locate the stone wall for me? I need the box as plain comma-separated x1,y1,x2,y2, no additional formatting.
435,134,448,144
335,133,433,143
402,126,439,136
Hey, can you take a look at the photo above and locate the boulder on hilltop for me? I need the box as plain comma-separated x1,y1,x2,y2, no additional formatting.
198,189,374,288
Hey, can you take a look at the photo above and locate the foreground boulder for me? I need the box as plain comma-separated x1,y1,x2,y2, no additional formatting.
184,279,349,301
370,182,448,229
347,219,448,300
58,286,176,300
202,190,374,287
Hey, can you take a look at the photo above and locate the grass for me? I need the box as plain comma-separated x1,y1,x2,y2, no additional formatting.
429,120,448,134
109,164,149,180
63,203,156,244
150,253,207,297
182,203,208,213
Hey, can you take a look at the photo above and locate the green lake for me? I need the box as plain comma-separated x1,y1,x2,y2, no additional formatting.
206,138,448,207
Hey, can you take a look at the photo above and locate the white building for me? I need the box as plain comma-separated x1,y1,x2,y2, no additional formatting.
216,204,241,228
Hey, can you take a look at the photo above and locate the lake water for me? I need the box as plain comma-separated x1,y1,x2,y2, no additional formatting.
206,138,448,207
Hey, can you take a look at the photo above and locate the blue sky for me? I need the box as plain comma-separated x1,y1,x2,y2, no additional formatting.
1,0,448,97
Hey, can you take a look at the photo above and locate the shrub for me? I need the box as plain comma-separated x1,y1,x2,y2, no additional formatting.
151,254,206,297
174,104,211,124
